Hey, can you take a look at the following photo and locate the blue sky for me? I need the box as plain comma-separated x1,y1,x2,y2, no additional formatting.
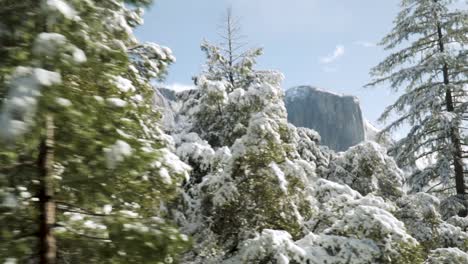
135,0,403,127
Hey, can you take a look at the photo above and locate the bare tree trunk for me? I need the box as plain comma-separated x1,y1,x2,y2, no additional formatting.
226,8,235,90
435,17,466,215
38,115,56,264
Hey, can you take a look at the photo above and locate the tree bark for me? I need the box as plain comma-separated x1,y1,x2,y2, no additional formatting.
38,115,57,264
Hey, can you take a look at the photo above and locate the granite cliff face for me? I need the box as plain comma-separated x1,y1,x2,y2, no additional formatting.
153,87,177,131
285,86,365,151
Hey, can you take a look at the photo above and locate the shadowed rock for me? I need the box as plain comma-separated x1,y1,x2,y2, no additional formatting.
285,86,365,151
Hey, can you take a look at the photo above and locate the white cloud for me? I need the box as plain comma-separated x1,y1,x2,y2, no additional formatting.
320,45,345,64
166,83,196,92
354,41,376,48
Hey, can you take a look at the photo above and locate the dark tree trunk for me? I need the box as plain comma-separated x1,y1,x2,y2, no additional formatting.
38,116,56,264
435,17,466,216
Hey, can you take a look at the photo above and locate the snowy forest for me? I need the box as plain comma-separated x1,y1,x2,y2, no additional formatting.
0,0,467,263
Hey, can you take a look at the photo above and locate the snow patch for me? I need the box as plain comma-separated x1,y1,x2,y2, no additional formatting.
364,119,380,141
43,0,79,21
56,97,72,107
103,204,113,214
113,76,135,93
0,67,61,140
33,33,67,56
106,98,127,108
104,140,133,169
166,83,196,92
33,32,87,63
159,167,172,185
269,162,288,193
72,47,87,63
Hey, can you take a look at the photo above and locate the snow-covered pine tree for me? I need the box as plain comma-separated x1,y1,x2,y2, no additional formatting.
175,69,325,263
0,1,189,263
367,0,467,215
200,7,263,92
192,9,267,147
166,10,323,262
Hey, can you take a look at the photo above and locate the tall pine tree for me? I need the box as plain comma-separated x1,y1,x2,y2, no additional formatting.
367,0,467,215
199,8,263,93
0,0,189,263
193,8,265,147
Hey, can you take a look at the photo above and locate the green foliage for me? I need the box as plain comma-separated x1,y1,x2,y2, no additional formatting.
192,9,270,147
196,105,315,255
0,0,189,262
424,248,468,264
388,243,425,264
201,41,263,92
327,141,404,199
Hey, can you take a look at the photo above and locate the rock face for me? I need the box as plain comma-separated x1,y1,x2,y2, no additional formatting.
285,86,365,151
157,87,177,102
154,87,200,132
153,87,177,131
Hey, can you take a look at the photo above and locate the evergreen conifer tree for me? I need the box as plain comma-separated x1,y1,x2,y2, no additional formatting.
0,1,189,263
367,0,467,215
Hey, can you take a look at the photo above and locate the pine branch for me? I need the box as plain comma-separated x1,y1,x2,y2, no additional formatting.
56,201,108,217
54,224,109,241
0,161,36,171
